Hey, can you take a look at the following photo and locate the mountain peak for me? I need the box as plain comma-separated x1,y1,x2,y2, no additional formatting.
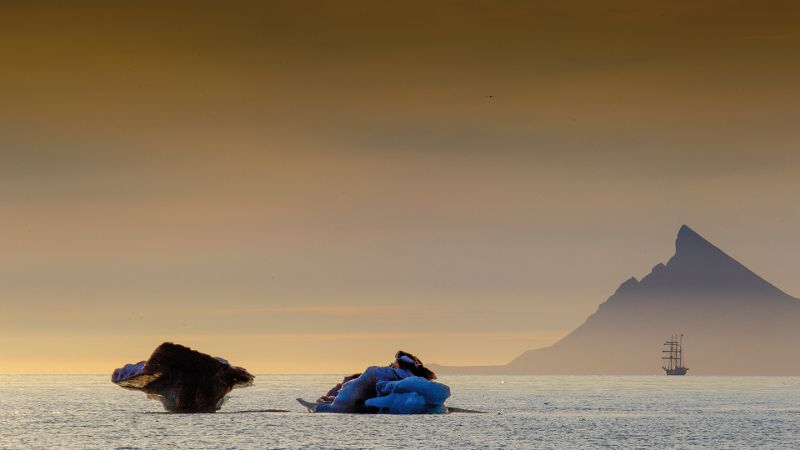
658,224,787,298
439,225,800,375
673,224,729,263
676,224,711,252
677,223,695,235
669,224,734,267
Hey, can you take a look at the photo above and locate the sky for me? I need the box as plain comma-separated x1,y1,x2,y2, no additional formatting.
1,1,799,373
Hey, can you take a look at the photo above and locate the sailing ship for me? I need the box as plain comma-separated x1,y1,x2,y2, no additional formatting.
661,334,688,375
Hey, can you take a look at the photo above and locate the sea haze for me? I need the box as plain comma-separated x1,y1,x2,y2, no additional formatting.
1,375,798,448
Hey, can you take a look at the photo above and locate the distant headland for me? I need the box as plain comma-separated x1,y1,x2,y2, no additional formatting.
434,225,800,375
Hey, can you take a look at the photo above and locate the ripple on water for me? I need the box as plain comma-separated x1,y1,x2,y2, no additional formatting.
0,375,799,448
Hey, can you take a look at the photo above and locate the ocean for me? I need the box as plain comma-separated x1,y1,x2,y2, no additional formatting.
1,375,798,448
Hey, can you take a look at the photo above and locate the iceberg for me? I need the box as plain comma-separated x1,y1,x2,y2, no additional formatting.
112,361,145,382
366,376,450,414
112,342,254,413
298,350,451,414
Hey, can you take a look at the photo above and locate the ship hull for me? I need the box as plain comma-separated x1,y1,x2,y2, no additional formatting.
665,368,688,376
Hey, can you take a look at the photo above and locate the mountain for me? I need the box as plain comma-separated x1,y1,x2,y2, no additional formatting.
435,225,800,375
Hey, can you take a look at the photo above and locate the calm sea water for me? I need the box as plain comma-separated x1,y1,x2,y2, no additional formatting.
1,375,799,448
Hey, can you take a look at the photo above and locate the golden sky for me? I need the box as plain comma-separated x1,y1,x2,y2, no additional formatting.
1,1,799,373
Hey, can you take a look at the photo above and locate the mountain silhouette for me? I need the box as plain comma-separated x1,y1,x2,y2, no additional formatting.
435,225,800,375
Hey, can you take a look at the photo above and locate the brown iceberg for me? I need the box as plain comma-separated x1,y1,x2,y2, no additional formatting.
112,342,254,412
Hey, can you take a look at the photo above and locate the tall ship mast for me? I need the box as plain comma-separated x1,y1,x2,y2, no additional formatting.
661,333,688,375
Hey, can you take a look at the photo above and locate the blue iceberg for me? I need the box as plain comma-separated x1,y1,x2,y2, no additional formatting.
298,351,452,414
366,376,450,414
